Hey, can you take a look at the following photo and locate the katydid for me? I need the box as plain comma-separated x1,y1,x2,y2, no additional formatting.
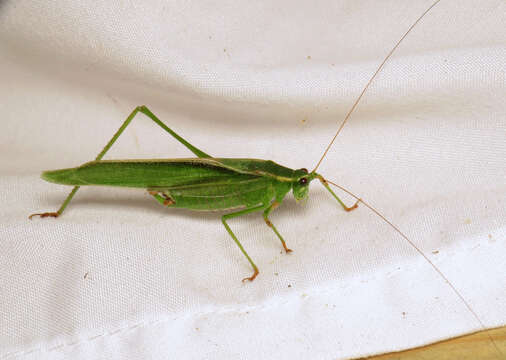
28,0,437,283
29,104,359,282
28,1,503,354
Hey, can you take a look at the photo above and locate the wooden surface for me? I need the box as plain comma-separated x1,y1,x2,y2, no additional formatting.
358,326,506,360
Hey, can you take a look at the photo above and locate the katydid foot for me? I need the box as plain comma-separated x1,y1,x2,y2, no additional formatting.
280,239,293,253
344,199,360,212
29,212,59,220
242,268,259,282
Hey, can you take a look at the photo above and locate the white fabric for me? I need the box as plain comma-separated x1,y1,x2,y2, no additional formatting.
1,0,505,359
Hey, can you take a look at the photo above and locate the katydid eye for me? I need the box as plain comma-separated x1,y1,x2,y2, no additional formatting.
299,177,308,185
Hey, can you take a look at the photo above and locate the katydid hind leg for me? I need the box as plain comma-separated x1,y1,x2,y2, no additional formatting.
221,204,265,282
29,106,145,218
148,191,175,207
30,105,210,219
29,185,80,219
263,201,292,253
137,106,211,158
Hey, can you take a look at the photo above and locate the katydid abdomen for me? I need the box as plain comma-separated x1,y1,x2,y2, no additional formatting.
160,177,279,211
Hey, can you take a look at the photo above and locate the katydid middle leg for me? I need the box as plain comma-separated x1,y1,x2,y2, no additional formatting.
221,204,266,282
30,105,210,219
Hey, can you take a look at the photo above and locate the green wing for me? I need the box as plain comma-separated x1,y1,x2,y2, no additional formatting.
42,159,259,188
214,158,295,180
42,158,296,188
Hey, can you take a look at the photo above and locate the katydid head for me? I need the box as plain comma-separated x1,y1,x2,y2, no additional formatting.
292,168,317,202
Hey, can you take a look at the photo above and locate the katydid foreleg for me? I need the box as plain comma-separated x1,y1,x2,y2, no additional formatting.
29,105,208,219
263,201,292,253
317,176,359,212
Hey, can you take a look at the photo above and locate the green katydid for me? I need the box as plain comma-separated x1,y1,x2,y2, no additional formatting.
29,104,358,282
28,2,505,353
25,0,446,285
29,1,441,283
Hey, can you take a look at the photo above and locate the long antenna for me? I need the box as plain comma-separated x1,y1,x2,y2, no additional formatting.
313,0,442,172
324,178,503,357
